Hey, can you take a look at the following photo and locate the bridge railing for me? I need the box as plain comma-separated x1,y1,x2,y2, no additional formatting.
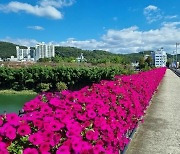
170,67,180,77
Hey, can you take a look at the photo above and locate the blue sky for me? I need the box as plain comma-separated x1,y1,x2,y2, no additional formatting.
1,0,180,53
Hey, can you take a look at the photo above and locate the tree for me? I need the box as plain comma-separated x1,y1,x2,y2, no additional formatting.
145,56,152,66
139,57,145,69
52,56,63,63
166,61,170,68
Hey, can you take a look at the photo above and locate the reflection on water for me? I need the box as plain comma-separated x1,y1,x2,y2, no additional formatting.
0,94,36,114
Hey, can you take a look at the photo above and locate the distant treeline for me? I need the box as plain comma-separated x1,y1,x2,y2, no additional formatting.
0,41,165,63
0,66,133,92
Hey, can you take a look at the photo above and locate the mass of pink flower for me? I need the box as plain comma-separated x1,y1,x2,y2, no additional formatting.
0,67,166,154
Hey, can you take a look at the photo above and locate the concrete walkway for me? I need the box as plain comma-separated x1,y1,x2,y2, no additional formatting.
126,69,180,154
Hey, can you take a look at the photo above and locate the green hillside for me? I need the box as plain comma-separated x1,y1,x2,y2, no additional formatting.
55,46,114,59
0,41,179,63
0,42,17,58
0,41,27,58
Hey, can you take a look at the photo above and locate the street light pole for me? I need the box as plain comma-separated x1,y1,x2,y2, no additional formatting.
173,50,174,67
176,43,177,69
176,43,180,69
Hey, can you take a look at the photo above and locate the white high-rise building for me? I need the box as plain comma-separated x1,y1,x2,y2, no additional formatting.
35,42,55,61
16,46,32,61
153,48,167,67
16,43,55,62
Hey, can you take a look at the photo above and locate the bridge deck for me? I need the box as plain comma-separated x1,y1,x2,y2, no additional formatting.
126,69,180,154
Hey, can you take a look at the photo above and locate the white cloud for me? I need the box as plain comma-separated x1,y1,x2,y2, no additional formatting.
165,15,178,19
27,26,44,30
162,21,180,28
1,37,39,47
144,5,162,23
144,5,158,11
143,5,178,24
57,22,180,54
39,0,75,8
2,22,180,54
0,0,75,19
58,38,106,51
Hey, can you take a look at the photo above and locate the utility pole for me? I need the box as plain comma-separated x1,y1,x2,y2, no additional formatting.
176,43,180,69
173,50,174,67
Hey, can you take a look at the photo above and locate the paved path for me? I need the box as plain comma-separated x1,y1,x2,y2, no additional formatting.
126,69,180,154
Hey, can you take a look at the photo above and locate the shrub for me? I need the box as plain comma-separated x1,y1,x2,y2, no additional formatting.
36,83,51,92
0,66,133,92
56,82,67,91
12,82,20,91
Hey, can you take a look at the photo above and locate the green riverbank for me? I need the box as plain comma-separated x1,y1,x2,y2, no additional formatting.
0,89,37,95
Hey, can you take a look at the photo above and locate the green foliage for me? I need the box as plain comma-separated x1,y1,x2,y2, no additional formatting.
0,41,27,58
142,63,151,71
12,82,21,91
56,81,67,91
36,83,51,92
145,56,152,66
0,66,133,92
139,57,145,69
51,56,63,63
38,57,51,62
8,136,28,154
166,61,170,68
55,46,130,64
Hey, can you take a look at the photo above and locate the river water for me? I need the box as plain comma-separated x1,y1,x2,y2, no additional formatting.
0,94,36,114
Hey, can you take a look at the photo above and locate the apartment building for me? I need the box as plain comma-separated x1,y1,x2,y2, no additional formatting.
35,42,55,61
16,42,55,62
152,48,167,67
16,46,33,61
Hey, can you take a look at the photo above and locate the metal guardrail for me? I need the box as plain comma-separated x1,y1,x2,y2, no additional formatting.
120,127,137,154
170,68,180,77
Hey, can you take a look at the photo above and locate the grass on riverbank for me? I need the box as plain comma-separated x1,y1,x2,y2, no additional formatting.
0,89,37,95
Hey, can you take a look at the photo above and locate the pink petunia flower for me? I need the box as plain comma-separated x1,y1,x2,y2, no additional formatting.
49,120,64,132
40,105,53,115
86,130,98,141
49,98,61,107
0,148,9,154
6,113,20,126
23,100,39,112
93,145,105,154
29,133,43,145
87,110,96,119
23,148,39,154
5,125,16,140
33,119,43,129
17,124,31,136
0,142,6,149
50,133,61,146
71,137,82,152
40,142,50,152
42,130,54,142
0,117,3,127
56,145,70,154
